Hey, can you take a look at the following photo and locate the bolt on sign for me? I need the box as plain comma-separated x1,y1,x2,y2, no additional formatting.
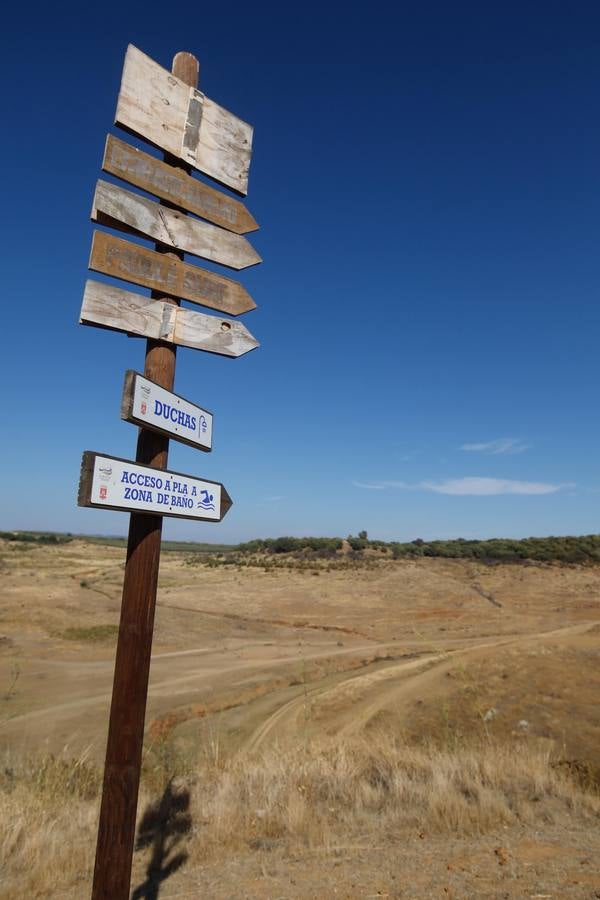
77,45,261,900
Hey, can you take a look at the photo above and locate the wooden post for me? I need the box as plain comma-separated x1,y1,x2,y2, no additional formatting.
91,51,199,900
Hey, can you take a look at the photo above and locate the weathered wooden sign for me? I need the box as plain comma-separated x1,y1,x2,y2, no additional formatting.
88,231,256,315
78,451,231,521
92,180,261,270
116,45,252,194
121,370,213,451
102,135,259,234
80,280,259,357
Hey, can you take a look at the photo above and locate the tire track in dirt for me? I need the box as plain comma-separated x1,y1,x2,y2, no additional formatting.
5,622,594,750
1,640,405,731
244,653,441,754
243,622,596,752
158,601,376,640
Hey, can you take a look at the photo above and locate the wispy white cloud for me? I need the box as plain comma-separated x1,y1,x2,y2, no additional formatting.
352,480,408,490
461,438,529,455
353,477,574,496
420,477,573,496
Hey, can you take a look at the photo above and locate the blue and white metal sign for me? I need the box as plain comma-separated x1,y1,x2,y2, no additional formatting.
78,452,231,522
121,370,213,451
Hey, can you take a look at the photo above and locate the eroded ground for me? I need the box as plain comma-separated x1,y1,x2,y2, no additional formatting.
2,539,600,898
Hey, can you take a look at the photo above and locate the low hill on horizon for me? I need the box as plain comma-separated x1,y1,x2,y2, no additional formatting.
3,529,600,563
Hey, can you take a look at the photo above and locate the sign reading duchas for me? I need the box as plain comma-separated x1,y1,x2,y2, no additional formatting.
121,370,213,451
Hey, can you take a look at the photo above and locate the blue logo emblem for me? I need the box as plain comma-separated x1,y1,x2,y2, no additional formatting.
197,489,215,511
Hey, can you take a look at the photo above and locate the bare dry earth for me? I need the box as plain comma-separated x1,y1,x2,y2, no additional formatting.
2,539,600,898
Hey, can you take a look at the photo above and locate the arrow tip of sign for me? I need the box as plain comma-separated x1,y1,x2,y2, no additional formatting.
221,486,233,519
243,213,260,234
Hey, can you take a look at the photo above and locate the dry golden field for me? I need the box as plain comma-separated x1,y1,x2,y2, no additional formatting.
2,538,600,898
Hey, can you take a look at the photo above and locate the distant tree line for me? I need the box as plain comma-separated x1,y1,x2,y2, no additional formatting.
0,531,73,545
4,529,600,564
236,533,600,564
236,536,343,555
386,534,600,563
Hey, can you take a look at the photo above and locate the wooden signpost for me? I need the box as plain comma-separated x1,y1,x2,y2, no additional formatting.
77,46,260,900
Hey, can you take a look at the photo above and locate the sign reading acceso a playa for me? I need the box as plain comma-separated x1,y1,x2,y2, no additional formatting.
121,370,213,451
78,452,231,522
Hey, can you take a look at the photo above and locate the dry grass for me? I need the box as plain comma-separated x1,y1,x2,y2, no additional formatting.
190,735,599,853
0,749,100,899
2,734,599,898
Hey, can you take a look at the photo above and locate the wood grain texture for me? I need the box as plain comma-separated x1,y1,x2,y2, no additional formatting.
102,135,258,234
88,231,256,315
120,369,136,421
115,45,252,194
92,180,261,269
80,279,259,358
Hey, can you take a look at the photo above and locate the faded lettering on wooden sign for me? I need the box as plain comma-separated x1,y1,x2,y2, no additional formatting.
102,136,258,234
115,45,253,194
88,231,256,315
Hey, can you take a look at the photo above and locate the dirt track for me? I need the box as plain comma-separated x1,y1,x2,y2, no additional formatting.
2,540,600,766
242,621,594,752
3,540,600,899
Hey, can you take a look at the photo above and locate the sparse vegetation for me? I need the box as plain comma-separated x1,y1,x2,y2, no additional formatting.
59,625,119,642
79,535,235,554
237,536,343,554
0,531,73,545
240,533,600,564
186,552,380,572
388,534,600,563
1,735,599,899
3,529,600,563
0,531,234,554
3,532,600,895
182,532,600,572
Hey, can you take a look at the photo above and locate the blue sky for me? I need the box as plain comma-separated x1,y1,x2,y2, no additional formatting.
2,2,600,543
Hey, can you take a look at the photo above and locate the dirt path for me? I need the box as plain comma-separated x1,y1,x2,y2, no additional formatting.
243,622,595,752
244,652,440,752
0,636,413,754
2,595,595,758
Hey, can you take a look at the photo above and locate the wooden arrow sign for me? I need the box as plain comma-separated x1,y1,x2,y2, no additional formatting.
115,45,252,194
80,279,259,358
102,135,258,234
88,231,256,315
78,451,232,521
92,180,261,270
